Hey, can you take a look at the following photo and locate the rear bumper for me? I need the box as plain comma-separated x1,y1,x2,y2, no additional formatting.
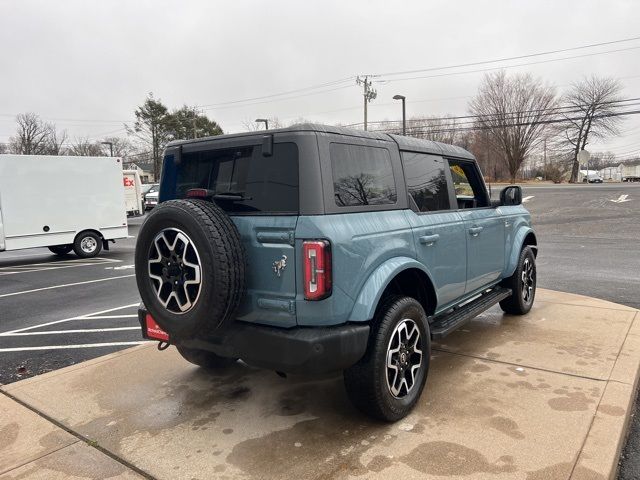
138,307,370,374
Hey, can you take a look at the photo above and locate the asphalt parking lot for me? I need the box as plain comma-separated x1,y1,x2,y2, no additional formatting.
0,217,144,384
0,183,639,477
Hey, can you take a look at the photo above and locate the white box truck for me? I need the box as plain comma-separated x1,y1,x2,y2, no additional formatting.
0,155,129,258
123,169,143,216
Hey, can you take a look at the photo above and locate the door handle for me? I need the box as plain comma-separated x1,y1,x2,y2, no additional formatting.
468,226,483,236
419,234,440,245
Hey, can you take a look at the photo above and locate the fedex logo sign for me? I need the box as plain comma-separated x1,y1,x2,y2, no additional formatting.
123,177,135,187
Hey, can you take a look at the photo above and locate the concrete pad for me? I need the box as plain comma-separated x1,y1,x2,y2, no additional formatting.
0,394,76,475
0,441,143,479
2,288,639,480
536,289,638,312
435,301,636,379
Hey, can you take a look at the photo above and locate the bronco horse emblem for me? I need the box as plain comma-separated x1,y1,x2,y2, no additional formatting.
272,255,287,277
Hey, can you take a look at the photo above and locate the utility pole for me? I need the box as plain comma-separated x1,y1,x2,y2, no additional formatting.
356,76,377,131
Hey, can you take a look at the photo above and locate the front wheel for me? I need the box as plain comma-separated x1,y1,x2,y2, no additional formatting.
344,296,430,422
500,246,536,315
73,231,102,258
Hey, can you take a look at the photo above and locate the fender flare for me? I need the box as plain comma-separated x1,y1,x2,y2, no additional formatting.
506,227,537,277
348,256,436,322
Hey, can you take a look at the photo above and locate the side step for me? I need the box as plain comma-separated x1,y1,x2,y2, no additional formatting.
430,287,512,339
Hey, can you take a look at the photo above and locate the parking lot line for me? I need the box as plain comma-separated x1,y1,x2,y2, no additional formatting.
1,302,140,335
0,327,140,336
0,274,135,299
0,257,122,276
0,341,148,352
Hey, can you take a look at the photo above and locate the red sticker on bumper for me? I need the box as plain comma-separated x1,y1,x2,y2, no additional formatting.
145,314,169,341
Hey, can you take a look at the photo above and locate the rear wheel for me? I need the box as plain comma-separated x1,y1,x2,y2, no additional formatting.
48,245,73,256
176,346,238,370
344,296,430,422
73,231,102,258
500,246,536,315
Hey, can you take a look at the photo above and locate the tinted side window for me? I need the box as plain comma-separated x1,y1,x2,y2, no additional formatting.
448,160,488,209
331,143,397,207
176,143,298,214
401,152,450,212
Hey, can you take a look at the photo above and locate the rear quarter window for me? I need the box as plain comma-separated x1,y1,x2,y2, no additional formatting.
175,143,299,214
330,143,397,207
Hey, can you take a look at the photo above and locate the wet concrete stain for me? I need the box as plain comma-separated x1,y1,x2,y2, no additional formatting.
488,416,525,440
599,404,625,416
548,391,596,412
469,363,491,373
400,441,516,475
526,462,606,480
0,422,19,449
226,416,393,480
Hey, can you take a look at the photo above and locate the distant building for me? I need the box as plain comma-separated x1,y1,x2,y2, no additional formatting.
123,161,155,183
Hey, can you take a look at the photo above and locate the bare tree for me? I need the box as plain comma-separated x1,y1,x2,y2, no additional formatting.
241,116,284,131
554,76,625,182
469,71,557,182
69,138,104,156
8,113,62,155
100,136,134,158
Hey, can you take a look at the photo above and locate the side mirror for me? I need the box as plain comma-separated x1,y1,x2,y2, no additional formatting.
500,185,522,206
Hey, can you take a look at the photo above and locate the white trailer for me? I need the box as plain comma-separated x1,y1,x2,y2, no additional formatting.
0,155,128,258
123,169,143,216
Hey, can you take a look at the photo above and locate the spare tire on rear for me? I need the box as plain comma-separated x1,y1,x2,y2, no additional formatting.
135,199,246,338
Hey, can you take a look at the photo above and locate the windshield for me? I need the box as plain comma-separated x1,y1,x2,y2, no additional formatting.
174,142,298,214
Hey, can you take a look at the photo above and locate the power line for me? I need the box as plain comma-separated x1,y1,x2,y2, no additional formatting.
375,35,640,78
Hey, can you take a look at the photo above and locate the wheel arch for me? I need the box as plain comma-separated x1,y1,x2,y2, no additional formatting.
348,257,438,322
505,227,537,277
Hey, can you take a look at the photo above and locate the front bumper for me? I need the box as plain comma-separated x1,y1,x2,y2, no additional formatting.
139,307,370,374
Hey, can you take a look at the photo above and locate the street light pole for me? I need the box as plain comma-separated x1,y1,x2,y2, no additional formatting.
255,118,269,130
101,141,113,157
393,95,406,135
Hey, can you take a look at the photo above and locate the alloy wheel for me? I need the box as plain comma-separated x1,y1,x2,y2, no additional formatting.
386,319,423,398
148,228,202,314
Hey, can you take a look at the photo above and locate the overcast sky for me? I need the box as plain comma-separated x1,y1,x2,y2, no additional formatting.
1,0,639,157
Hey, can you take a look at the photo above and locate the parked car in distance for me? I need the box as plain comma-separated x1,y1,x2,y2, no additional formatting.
143,184,159,210
134,124,537,421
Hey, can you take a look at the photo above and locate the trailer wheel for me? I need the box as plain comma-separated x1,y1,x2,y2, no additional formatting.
48,245,73,256
73,231,103,258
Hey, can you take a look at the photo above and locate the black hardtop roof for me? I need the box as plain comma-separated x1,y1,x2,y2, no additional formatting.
167,123,475,160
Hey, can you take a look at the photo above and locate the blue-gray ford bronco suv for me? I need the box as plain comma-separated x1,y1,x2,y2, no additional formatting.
135,124,537,421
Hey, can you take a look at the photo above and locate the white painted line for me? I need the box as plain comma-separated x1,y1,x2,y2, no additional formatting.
1,327,140,336
0,341,148,352
0,257,122,276
0,274,135,299
77,315,138,319
0,302,140,335
610,194,631,203
522,195,535,203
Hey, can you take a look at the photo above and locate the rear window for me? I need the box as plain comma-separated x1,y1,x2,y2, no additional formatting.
176,143,298,214
330,143,397,207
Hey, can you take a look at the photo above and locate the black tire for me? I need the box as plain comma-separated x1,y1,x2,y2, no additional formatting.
499,246,536,315
344,296,431,422
48,245,73,256
73,231,102,258
135,199,245,339
176,345,238,369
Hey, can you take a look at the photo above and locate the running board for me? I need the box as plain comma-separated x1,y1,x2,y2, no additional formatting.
430,287,512,339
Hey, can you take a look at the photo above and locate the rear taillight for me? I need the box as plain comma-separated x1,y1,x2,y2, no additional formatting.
186,188,214,198
303,240,332,300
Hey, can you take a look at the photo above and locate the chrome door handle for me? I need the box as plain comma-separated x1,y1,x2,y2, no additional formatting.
419,234,440,245
468,226,483,236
